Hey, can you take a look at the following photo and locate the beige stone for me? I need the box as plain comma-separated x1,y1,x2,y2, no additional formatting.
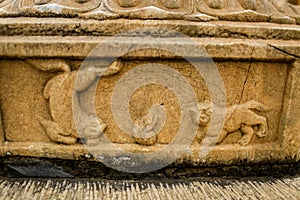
0,47,297,166
0,0,299,24
281,60,300,161
0,1,299,170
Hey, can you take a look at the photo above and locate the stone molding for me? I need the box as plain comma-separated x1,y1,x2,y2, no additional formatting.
0,0,299,24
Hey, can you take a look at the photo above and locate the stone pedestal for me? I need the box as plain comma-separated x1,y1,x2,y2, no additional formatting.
0,0,299,173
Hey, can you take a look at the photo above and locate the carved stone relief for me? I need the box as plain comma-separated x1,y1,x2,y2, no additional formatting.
191,100,270,146
0,0,299,24
133,104,166,146
0,59,287,148
28,59,122,145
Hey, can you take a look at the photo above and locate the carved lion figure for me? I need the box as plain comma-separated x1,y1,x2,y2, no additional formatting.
194,100,270,146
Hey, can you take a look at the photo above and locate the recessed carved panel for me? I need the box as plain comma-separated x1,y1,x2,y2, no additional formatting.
1,58,286,147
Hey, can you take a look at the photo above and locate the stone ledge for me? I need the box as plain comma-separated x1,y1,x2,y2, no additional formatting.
1,142,287,166
0,36,298,61
0,18,300,40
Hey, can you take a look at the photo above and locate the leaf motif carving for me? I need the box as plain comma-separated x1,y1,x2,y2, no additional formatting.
116,0,140,7
159,0,183,9
205,0,227,9
0,0,299,24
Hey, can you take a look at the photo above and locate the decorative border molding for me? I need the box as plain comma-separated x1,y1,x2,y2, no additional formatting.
0,0,299,24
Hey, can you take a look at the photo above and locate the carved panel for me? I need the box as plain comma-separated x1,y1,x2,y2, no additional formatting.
0,54,297,173
0,58,288,147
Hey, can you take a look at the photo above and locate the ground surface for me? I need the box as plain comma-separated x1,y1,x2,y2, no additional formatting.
0,176,299,200
0,158,299,199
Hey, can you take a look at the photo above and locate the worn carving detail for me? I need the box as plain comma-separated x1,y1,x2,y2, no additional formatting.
0,0,102,16
238,0,258,10
0,0,299,24
116,0,140,8
29,59,122,145
194,100,270,146
205,0,227,9
133,104,166,146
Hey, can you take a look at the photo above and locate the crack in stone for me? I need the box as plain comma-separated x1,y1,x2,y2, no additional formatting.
223,48,255,135
221,27,251,39
267,44,300,59
239,47,254,105
224,50,254,124
214,23,252,39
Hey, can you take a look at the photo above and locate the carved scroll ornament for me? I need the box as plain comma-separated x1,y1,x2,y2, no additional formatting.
0,0,299,24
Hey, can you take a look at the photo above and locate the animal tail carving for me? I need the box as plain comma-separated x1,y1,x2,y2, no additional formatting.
38,116,77,145
245,100,272,112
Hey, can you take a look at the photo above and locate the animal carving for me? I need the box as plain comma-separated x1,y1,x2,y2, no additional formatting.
29,59,122,145
193,100,270,146
133,104,166,146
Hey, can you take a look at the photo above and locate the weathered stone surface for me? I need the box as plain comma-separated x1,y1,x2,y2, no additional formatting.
0,1,299,173
0,32,299,167
0,0,299,24
1,19,300,39
0,36,298,60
